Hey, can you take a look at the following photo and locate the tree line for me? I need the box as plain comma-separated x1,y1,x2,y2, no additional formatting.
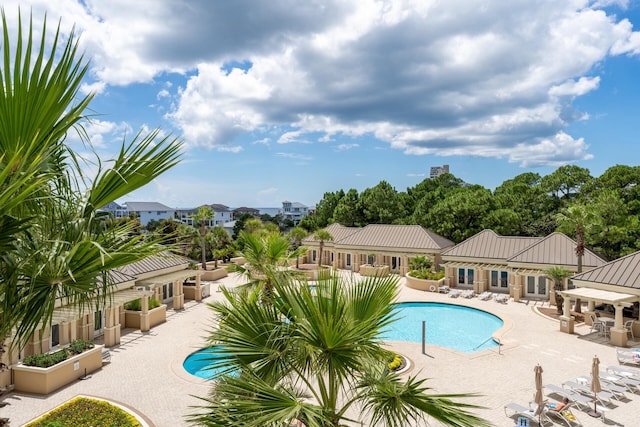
299,164,640,261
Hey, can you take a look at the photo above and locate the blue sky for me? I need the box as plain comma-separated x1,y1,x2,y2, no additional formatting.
4,1,640,209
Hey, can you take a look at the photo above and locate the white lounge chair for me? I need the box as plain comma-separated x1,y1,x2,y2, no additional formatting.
504,402,549,426
562,380,614,406
607,364,640,381
544,401,583,427
461,289,475,298
478,291,493,300
544,384,592,410
448,289,462,298
494,293,509,303
599,369,640,392
576,375,626,400
616,347,640,366
438,285,450,294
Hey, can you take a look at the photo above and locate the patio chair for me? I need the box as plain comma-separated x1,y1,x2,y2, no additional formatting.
504,402,550,426
494,293,509,304
477,291,493,300
460,289,475,298
624,320,635,340
615,347,640,366
588,313,604,335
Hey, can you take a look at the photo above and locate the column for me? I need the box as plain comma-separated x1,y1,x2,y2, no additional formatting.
559,293,574,334
173,279,184,310
104,306,121,347
195,274,202,302
609,304,628,347
59,321,71,346
140,295,151,332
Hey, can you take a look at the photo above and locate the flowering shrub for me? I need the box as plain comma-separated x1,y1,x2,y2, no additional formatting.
26,397,141,427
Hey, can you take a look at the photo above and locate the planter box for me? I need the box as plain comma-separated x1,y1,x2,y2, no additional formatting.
292,265,331,280
200,268,228,281
359,265,390,277
124,305,167,329
404,274,447,292
13,345,103,394
230,256,246,265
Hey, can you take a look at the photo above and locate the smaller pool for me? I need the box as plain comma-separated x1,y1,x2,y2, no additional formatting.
384,302,503,353
183,348,229,380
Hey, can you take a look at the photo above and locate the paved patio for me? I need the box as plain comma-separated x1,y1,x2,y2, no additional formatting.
3,272,638,427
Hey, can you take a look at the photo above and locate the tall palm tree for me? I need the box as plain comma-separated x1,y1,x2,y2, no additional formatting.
189,273,491,427
0,11,182,350
288,226,309,269
544,266,572,315
192,206,215,269
313,229,333,267
556,205,591,313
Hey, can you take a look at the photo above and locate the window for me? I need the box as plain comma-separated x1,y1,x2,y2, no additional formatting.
51,324,60,348
346,253,351,267
311,250,317,262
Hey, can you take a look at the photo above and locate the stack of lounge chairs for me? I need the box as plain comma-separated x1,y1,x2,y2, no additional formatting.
477,291,493,300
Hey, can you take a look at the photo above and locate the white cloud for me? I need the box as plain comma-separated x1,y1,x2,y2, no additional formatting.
275,152,312,161
334,143,360,151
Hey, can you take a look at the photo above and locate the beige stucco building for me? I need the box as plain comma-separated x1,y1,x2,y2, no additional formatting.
302,223,455,275
441,230,607,300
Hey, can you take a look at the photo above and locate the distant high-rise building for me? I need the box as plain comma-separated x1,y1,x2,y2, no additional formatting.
430,164,449,179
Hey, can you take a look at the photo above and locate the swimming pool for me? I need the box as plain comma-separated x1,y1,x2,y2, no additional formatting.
384,302,503,353
183,302,503,378
182,348,230,380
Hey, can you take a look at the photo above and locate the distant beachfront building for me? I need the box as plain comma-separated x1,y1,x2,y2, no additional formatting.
123,202,175,226
176,203,232,227
100,201,128,219
430,164,449,179
232,207,260,220
280,200,310,225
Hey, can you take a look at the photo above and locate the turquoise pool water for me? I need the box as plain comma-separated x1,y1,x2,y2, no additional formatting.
182,348,229,380
384,302,503,353
183,302,503,378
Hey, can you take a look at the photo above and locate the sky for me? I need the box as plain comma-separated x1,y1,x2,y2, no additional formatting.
3,0,640,209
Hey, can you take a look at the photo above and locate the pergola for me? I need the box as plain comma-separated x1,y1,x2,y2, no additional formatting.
560,288,640,346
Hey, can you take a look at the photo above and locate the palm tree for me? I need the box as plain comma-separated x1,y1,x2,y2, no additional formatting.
189,273,491,427
288,226,309,269
227,230,304,301
192,206,215,269
556,205,591,313
207,226,232,268
544,266,572,315
313,229,333,267
0,11,182,351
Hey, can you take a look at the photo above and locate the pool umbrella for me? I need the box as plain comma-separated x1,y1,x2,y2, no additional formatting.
588,355,602,418
534,364,544,424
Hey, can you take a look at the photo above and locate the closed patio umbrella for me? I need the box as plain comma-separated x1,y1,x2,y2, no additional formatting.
534,364,544,424
588,355,602,418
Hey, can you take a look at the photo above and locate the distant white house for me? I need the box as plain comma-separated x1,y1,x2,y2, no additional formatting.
100,201,128,219
280,201,310,225
123,201,175,226
175,203,233,227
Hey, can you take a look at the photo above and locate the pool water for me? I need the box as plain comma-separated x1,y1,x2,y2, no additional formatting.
183,302,503,378
384,302,503,353
182,348,229,380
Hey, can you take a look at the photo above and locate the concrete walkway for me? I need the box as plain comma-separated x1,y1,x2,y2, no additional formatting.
3,272,638,427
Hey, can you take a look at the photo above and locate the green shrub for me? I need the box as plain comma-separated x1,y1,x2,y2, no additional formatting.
408,269,445,280
124,298,161,311
24,349,68,368
409,256,432,271
68,339,94,355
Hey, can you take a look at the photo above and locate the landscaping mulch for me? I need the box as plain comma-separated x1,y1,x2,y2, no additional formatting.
538,306,586,324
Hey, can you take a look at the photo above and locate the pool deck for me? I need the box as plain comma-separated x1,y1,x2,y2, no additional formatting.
3,272,639,427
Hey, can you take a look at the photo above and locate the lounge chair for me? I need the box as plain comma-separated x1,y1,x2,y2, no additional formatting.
599,369,640,393
561,380,614,406
494,293,509,303
504,402,550,426
448,289,462,298
478,291,492,300
544,401,583,427
461,289,475,298
544,384,592,410
607,364,640,381
616,347,640,366
576,375,626,400
438,285,450,293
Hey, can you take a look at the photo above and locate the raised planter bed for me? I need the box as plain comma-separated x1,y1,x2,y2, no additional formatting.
124,305,166,329
404,273,447,292
359,264,390,277
13,345,103,394
200,268,228,281
292,264,331,280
